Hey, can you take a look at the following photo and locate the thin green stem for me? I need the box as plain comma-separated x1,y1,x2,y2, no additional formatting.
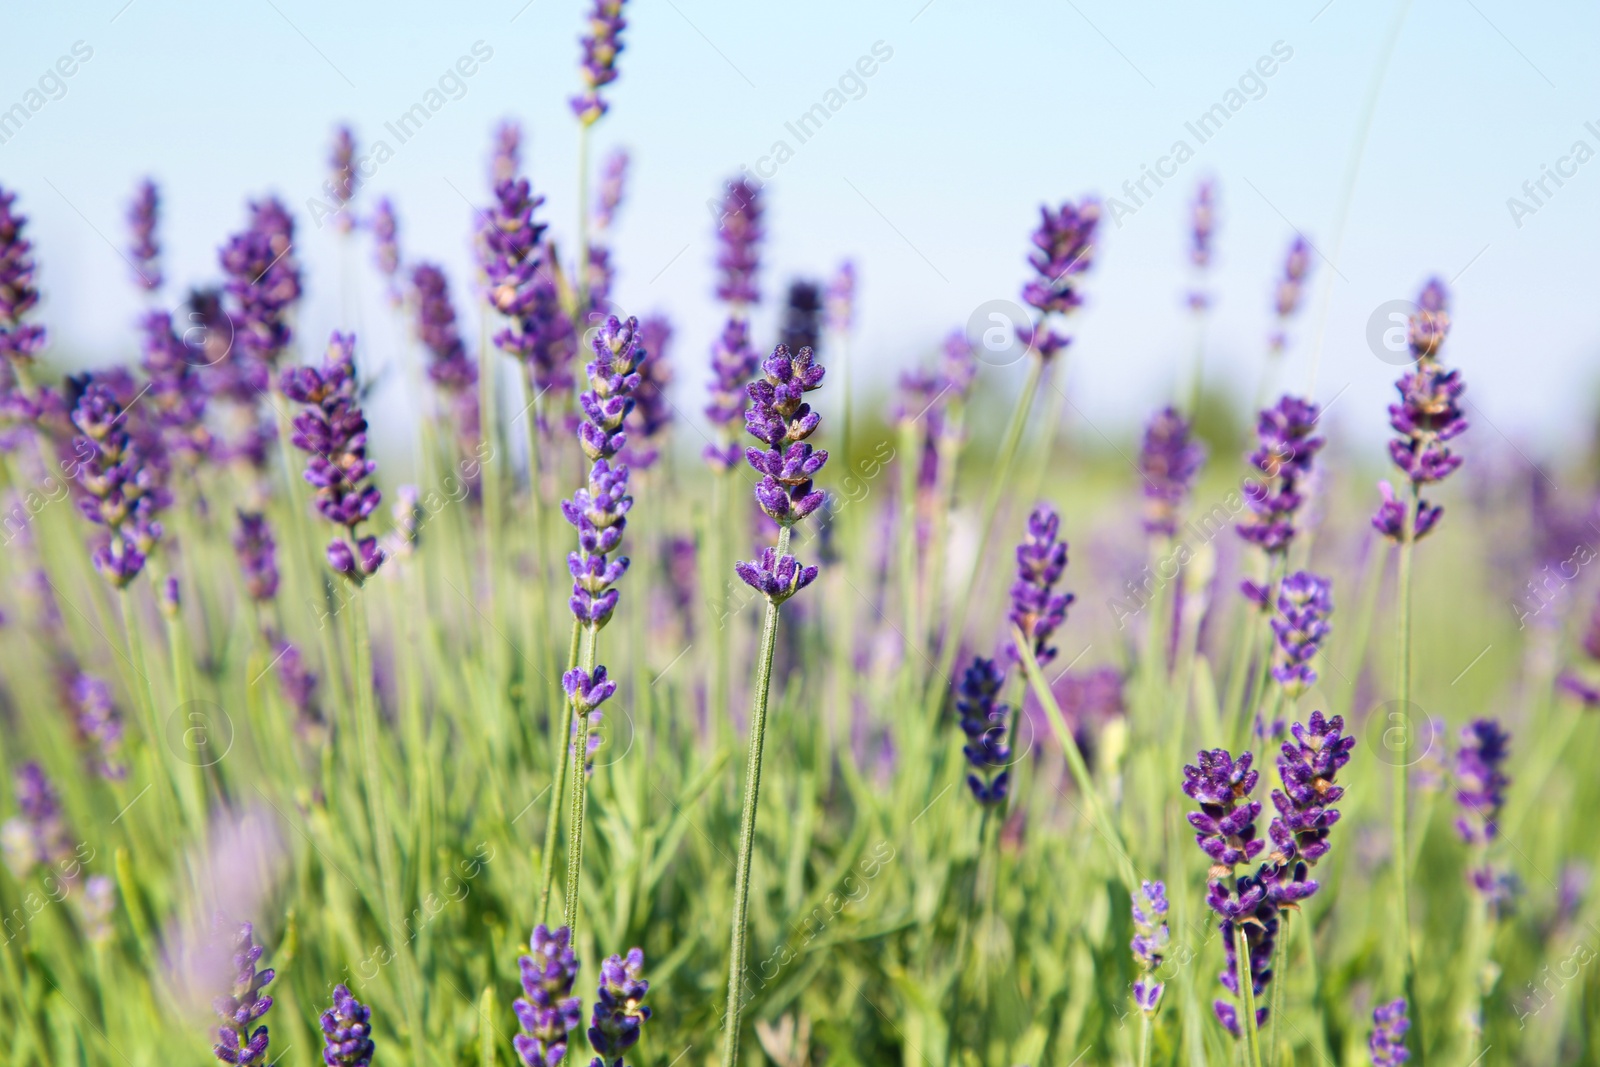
1394,481,1419,1059
1267,913,1290,1067
720,525,791,1067
1236,923,1264,1067
563,622,599,931
539,618,583,924
1138,1012,1153,1067
925,356,1045,722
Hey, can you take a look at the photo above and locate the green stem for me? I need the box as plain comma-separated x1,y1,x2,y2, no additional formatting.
539,619,583,924
720,525,791,1067
1138,1012,1153,1067
1236,923,1264,1067
351,592,426,1067
119,593,192,834
563,621,598,932
1266,913,1290,1067
925,356,1045,722
1394,481,1419,1060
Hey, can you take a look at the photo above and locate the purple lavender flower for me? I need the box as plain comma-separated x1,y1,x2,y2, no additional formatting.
1,762,75,880
71,674,126,780
220,198,302,370
1260,711,1352,905
328,126,357,232
703,318,759,470
490,119,522,188
1454,718,1510,847
1138,406,1206,537
141,310,211,460
1131,881,1169,1015
733,548,818,604
587,948,650,1066
621,315,672,469
743,343,827,529
1269,572,1332,696
68,379,166,588
273,639,323,734
1237,395,1324,561
714,178,763,309
1189,179,1216,271
955,656,1011,806
778,280,823,357
233,511,279,601
1369,999,1410,1065
571,0,628,125
1373,279,1467,542
212,923,275,1066
593,149,629,232
127,179,161,291
411,262,481,443
281,333,385,583
1183,748,1274,1035
320,984,374,1067
825,260,856,336
0,186,46,368
481,178,550,318
1268,237,1312,352
1006,506,1075,668
1022,198,1099,317
370,197,401,303
513,925,582,1067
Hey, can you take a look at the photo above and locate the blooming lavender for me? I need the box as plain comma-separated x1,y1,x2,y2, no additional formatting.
1268,237,1311,353
1006,506,1075,668
622,314,672,469
71,673,126,780
1237,395,1324,568
587,948,650,1067
563,316,646,628
1188,179,1216,309
127,178,161,291
1373,278,1467,543
140,309,210,461
1455,718,1510,848
320,984,374,1067
1368,999,1410,1065
1138,406,1206,537
566,667,614,776
594,148,629,232
490,119,522,188
778,280,823,357
743,343,827,530
281,333,385,583
233,511,280,601
221,198,302,370
825,259,856,336
212,923,275,1066
1269,572,1332,697
513,925,582,1067
703,318,759,471
714,178,763,310
370,197,401,303
411,262,480,440
1261,711,1352,905
0,186,46,370
328,126,357,232
482,180,574,414
1,762,75,881
274,639,324,735
1183,749,1273,1036
1020,197,1099,361
1131,881,1169,1015
571,0,628,125
69,379,167,587
955,656,1011,806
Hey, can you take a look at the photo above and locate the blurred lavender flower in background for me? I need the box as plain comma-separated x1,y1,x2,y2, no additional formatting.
1187,179,1215,310
1267,237,1311,353
490,119,522,188
1368,998,1410,1065
825,260,856,336
411,262,480,440
704,319,758,471
622,314,672,469
0,187,48,427
1131,880,1169,1014
778,280,823,357
955,656,1010,807
220,197,301,370
328,126,357,232
1237,395,1324,570
1,762,75,881
571,0,628,126
127,178,161,291
714,178,763,311
1006,505,1074,668
232,511,279,602
593,149,629,232
1454,718,1510,847
1269,572,1332,697
70,674,126,780
1138,406,1206,537
369,197,401,304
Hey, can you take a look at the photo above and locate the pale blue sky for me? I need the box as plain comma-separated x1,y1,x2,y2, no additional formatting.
2,0,1596,457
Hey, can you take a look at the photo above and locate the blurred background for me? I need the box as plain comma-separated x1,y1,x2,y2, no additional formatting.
2,0,1597,457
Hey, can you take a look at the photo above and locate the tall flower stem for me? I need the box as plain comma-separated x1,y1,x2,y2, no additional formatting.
1235,923,1265,1067
350,591,426,1067
563,622,599,931
720,524,791,1067
538,618,583,923
1138,1012,1153,1067
119,592,193,834
1267,912,1291,1067
575,124,592,319
925,356,1044,721
709,471,732,750
1394,482,1419,1051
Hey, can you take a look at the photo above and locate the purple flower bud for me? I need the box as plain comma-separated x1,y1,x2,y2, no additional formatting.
514,925,582,1067
956,657,1011,806
1269,572,1332,697
1021,198,1099,316
1454,718,1510,847
570,0,628,125
212,923,275,1066
734,548,818,604
587,947,650,1061
1368,999,1410,1066
1237,395,1324,557
1006,506,1075,668
320,984,374,1067
1131,880,1169,1016
714,179,763,308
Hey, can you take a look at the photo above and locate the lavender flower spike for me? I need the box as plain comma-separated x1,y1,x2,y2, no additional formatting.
212,923,275,1066
1237,395,1324,565
703,318,759,471
370,197,401,303
1,762,75,880
1138,406,1206,537
571,0,628,125
1022,198,1099,317
328,125,357,231
233,511,280,601
825,259,857,336
281,332,385,583
490,119,522,188
69,379,167,588
320,985,374,1067
587,948,650,1066
514,925,582,1067
1269,572,1332,697
127,178,161,291
743,343,827,527
1369,999,1410,1066
1268,237,1312,353
714,178,763,311
1261,711,1353,905
1006,505,1075,668
0,186,47,368
1131,881,1169,1015
220,197,302,369
1455,718,1510,847
955,656,1011,806
72,673,127,780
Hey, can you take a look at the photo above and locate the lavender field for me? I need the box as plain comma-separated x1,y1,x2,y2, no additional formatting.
0,3,1596,1066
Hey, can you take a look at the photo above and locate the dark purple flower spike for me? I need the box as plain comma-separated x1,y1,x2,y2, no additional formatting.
1269,572,1332,697
588,947,650,1066
1237,395,1324,560
220,197,301,369
514,925,582,1067
1006,506,1074,668
571,0,628,125
68,380,166,588
955,656,1011,806
320,984,374,1067
1260,711,1352,905
0,186,46,372
1456,718,1514,907
212,923,275,1066
1139,406,1206,537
